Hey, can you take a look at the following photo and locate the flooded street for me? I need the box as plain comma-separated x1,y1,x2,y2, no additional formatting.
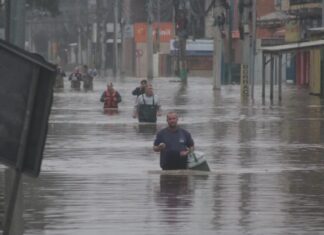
2,76,324,235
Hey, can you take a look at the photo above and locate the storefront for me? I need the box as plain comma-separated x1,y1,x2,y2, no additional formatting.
170,39,213,77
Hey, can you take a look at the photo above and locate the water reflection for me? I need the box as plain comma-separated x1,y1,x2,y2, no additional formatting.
238,174,253,233
283,171,324,230
135,123,157,135
173,83,188,116
103,109,119,116
157,175,192,223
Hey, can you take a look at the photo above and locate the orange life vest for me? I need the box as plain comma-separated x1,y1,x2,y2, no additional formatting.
104,90,119,108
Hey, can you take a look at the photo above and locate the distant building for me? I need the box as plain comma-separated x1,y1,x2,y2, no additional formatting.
124,0,207,78
282,0,323,89
286,0,322,41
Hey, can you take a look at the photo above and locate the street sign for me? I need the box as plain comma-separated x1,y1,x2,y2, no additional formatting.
0,39,56,177
240,64,249,97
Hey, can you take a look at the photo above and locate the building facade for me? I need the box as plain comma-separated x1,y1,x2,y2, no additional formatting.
283,0,323,94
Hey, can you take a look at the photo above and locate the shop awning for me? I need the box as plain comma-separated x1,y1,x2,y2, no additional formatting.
261,39,324,54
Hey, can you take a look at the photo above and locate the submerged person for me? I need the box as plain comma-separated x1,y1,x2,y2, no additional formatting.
132,79,147,97
100,82,122,111
153,111,194,170
68,67,82,90
54,66,66,89
81,64,94,91
133,83,161,123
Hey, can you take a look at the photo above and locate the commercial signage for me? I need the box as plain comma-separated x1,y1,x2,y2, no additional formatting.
285,21,300,42
170,39,213,56
240,64,249,97
134,22,173,43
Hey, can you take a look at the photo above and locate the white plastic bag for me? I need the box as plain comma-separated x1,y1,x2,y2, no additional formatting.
187,151,210,171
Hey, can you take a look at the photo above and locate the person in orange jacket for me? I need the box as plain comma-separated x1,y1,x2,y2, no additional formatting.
100,82,122,110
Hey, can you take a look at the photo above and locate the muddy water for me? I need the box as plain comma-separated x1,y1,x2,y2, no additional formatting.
1,77,324,235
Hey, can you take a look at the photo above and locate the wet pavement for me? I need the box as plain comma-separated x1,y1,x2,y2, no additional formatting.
1,76,324,235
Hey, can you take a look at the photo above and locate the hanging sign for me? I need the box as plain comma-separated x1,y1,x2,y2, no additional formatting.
240,64,249,97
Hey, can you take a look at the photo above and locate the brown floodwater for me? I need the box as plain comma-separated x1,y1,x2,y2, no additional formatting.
1,76,324,235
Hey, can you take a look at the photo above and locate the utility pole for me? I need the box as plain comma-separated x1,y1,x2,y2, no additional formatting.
113,0,119,77
95,0,101,72
322,0,324,26
86,2,90,66
174,0,188,82
178,15,187,82
147,0,154,80
119,0,125,77
227,0,233,85
239,0,250,98
321,0,324,97
77,0,82,65
156,0,160,52
121,0,131,76
213,1,224,90
100,1,107,77
77,26,82,65
250,0,256,99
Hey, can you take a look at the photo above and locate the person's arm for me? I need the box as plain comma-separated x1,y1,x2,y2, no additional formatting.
187,132,194,149
116,92,122,103
153,132,165,152
180,131,194,157
153,143,165,152
132,87,139,96
184,145,194,157
100,92,105,102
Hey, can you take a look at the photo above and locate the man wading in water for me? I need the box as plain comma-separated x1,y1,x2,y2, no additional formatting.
133,83,161,123
132,79,147,97
100,82,122,114
153,111,194,170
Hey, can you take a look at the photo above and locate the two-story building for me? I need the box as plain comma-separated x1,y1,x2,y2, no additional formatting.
283,0,323,93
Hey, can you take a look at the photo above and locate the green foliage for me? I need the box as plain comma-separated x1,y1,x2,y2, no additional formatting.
26,0,60,16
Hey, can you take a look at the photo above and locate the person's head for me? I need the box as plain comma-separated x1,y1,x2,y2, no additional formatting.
166,111,178,129
140,79,147,88
145,83,154,96
107,82,114,92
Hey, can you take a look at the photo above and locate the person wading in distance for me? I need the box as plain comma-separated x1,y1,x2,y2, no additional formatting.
133,83,161,123
132,79,147,97
100,82,122,111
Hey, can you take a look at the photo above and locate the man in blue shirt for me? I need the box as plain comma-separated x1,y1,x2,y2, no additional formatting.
153,111,194,170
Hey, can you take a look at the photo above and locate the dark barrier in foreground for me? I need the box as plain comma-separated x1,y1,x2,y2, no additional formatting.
0,38,56,177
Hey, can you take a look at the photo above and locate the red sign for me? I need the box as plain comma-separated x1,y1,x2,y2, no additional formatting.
232,30,240,39
134,22,173,43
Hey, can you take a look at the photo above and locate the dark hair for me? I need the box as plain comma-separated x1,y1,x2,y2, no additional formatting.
140,79,147,85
